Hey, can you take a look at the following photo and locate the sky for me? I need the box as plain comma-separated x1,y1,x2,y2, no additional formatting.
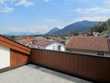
0,0,110,34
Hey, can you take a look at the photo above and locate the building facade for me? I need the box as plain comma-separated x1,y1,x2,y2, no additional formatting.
66,36,110,57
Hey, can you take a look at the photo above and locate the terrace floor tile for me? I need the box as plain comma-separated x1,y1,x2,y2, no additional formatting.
0,64,92,83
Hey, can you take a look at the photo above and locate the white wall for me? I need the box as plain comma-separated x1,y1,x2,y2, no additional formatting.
0,45,10,69
46,43,65,51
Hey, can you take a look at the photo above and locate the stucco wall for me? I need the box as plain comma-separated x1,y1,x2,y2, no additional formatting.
0,45,10,69
46,43,65,51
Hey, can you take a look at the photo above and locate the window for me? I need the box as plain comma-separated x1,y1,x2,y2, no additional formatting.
58,45,61,51
97,51,104,56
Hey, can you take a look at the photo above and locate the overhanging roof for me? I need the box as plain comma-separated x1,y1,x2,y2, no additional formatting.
0,35,31,55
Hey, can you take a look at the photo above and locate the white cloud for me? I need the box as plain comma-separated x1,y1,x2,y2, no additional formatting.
74,7,110,21
0,6,14,13
69,0,110,21
78,16,110,21
0,0,34,13
15,0,34,7
75,7,110,16
4,25,50,34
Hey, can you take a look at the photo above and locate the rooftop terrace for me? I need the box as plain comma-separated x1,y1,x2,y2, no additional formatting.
0,35,110,83
0,64,92,83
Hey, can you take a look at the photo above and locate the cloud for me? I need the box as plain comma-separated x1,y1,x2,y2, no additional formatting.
75,7,110,16
78,16,110,21
2,25,50,34
67,0,110,21
74,7,110,21
15,0,34,7
0,0,34,13
0,6,14,13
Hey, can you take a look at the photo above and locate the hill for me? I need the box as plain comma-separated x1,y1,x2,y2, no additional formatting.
47,20,97,35
47,27,60,35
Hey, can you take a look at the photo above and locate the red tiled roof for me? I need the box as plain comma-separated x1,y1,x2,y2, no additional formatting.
66,36,110,52
32,37,59,48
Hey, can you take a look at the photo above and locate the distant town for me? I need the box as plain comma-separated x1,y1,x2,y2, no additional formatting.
4,19,110,57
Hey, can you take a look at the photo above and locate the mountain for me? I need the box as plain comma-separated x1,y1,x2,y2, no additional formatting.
47,27,60,35
48,20,98,35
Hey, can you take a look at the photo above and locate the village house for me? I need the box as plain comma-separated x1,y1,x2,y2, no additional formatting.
31,37,65,51
14,36,33,48
66,36,110,57
15,36,65,51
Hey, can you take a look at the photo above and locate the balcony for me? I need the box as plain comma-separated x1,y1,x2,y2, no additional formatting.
0,64,91,83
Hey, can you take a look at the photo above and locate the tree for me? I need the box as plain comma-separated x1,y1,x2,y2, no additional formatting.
91,21,108,33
